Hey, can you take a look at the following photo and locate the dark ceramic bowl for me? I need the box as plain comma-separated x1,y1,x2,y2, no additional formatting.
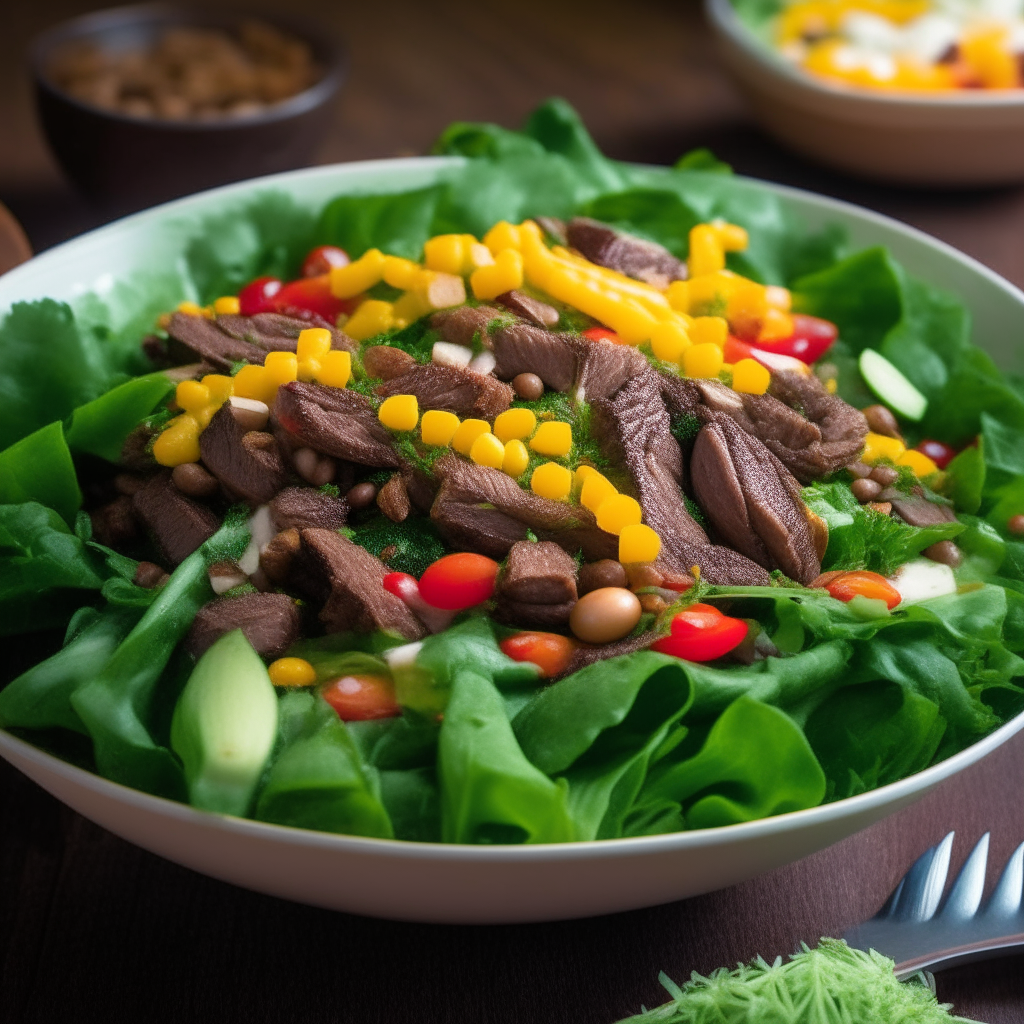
30,3,344,214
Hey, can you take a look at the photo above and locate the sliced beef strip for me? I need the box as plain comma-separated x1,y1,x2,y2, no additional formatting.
199,404,286,506
498,541,578,604
431,305,503,348
563,631,660,676
566,217,688,288
274,381,402,468
491,322,578,392
574,337,650,402
132,471,220,566
166,312,265,370
690,415,821,584
431,484,530,559
494,599,575,628
375,363,514,420
217,312,357,354
890,491,958,527
494,290,560,328
299,528,426,640
270,486,349,532
592,373,770,586
186,592,301,660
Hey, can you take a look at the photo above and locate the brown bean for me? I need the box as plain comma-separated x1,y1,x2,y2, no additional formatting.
1008,514,1024,537
638,593,668,615
866,501,892,516
346,481,378,511
293,447,334,485
512,372,544,401
869,464,899,487
134,561,169,589
578,559,629,595
260,528,301,584
569,588,642,644
846,461,872,479
862,404,902,439
923,540,962,568
850,477,882,503
625,563,665,590
171,461,219,498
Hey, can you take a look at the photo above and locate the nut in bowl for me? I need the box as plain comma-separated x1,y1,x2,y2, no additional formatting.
705,0,1024,186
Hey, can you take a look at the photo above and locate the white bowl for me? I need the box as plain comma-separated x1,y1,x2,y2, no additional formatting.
2,156,1024,923
706,0,1024,186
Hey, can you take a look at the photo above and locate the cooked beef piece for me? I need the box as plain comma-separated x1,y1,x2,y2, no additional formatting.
431,454,617,561
274,381,402,468
563,631,660,675
142,334,170,366
498,541,578,604
299,528,426,639
566,217,688,288
890,491,958,528
376,363,514,420
592,373,771,586
494,290,560,328
494,599,575,628
199,405,286,506
535,216,568,246
185,593,301,660
377,473,411,523
90,495,141,548
217,312,357,354
362,345,417,381
574,337,650,401
431,305,503,348
403,468,438,514
492,323,578,393
132,471,219,565
691,416,821,584
270,486,349,532
166,312,265,370
120,424,157,471
260,527,301,583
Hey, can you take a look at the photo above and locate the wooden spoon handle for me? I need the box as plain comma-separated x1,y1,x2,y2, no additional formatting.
0,202,32,275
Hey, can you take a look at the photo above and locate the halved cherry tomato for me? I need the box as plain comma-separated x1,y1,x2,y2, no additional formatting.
723,334,810,376
500,632,576,678
417,553,500,610
822,570,901,610
301,244,350,278
753,314,837,364
582,326,622,343
650,603,748,662
238,276,283,316
273,273,358,321
321,674,401,721
914,439,958,470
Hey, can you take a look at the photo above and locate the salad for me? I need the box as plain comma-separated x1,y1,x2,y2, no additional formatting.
1,100,1023,846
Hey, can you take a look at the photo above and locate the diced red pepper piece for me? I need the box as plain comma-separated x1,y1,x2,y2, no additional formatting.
499,632,576,678
582,326,622,343
301,245,350,278
914,439,958,470
724,335,810,376
274,273,358,321
238,276,283,316
417,553,500,610
822,570,901,610
650,603,748,662
753,314,837,365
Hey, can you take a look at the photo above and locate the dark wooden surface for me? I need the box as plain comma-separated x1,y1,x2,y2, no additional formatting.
2,1,1024,1021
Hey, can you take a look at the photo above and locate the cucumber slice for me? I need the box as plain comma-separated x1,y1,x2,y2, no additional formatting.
858,349,928,422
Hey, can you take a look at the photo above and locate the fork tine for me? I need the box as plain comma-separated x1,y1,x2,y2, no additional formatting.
940,832,989,921
984,840,1024,920
886,831,954,923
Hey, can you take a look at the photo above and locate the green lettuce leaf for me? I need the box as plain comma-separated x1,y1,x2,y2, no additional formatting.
0,422,82,524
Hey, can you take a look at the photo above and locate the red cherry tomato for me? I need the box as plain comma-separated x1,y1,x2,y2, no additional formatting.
274,273,358,322
238,276,283,316
914,439,958,470
301,245,350,278
754,314,837,364
321,674,401,721
823,570,901,610
582,326,622,343
500,632,576,678
417,553,500,610
723,334,810,376
383,572,418,600
650,603,748,662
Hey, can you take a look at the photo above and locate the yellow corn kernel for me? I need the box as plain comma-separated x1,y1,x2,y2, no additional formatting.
464,238,495,271
469,432,505,469
825,377,838,394
424,234,466,276
962,27,1018,89
580,472,617,513
502,439,530,477
268,657,317,688
529,421,572,457
731,358,771,395
619,523,662,564
421,409,461,447
471,248,525,301
483,221,523,254
595,494,643,535
650,320,690,363
391,290,431,325
712,220,748,252
451,418,491,455
896,449,939,478
175,380,211,414
317,350,351,389
862,432,906,464
346,299,395,342
330,248,386,299
264,351,299,389
530,462,572,501
153,414,201,467
689,224,725,277
213,295,241,315
297,327,333,362
765,285,791,311
758,308,794,343
232,364,276,405
689,316,728,348
666,280,690,313
176,300,205,317
493,408,537,444
382,255,423,291
683,342,724,379
378,394,419,432
416,271,467,311
201,374,234,404
574,464,600,487
297,359,321,382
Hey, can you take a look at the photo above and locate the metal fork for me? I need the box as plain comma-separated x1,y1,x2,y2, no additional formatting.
843,832,1024,978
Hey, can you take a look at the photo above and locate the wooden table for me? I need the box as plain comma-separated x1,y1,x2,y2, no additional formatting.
2,1,1023,1021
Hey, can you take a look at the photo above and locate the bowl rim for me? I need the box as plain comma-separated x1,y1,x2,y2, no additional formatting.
705,0,1024,109
28,1,345,132
3,152,1024,858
